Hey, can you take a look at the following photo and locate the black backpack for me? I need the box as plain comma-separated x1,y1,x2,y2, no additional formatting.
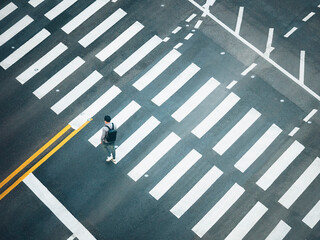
105,123,117,142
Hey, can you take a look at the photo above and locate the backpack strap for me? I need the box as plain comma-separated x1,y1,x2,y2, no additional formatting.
105,123,114,130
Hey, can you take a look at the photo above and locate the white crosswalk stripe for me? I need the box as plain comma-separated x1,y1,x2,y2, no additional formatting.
33,56,85,99
149,149,201,200
61,0,109,34
0,29,50,70
51,70,103,114
114,35,162,76
172,77,220,122
45,0,78,20
0,15,33,47
0,2,18,21
152,63,200,106
256,140,305,191
96,21,144,62
88,101,141,147
265,220,291,240
78,8,127,48
16,42,68,84
302,200,320,229
213,108,261,155
28,0,45,7
128,132,181,181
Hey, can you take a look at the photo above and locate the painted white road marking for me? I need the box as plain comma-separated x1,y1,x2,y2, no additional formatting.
256,140,305,191
162,37,170,42
172,26,182,34
114,35,162,76
69,85,121,129
194,20,202,29
303,200,320,229
28,0,45,7
170,165,223,218
115,116,160,163
45,0,78,20
241,63,257,76
192,183,245,238
0,2,18,21
302,12,315,22
225,202,268,240
278,157,320,209
303,109,318,122
79,8,126,48
152,63,200,106
0,29,50,70
288,127,300,137
133,49,181,91
128,132,181,181
61,0,109,34
174,42,183,49
186,13,197,22
265,220,291,240
226,80,237,89
235,6,244,35
33,56,85,99
96,21,144,62
234,124,282,173
150,149,201,200
24,173,96,240
299,50,305,84
192,92,240,139
88,101,141,147
51,70,103,114
16,42,67,84
284,27,297,38
184,33,193,40
172,77,220,122
0,15,33,47
265,28,274,57
213,108,261,155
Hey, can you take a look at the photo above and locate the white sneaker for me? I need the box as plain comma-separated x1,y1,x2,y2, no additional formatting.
106,156,113,162
112,158,116,163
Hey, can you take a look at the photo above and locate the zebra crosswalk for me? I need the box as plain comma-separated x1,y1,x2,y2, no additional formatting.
1,1,319,239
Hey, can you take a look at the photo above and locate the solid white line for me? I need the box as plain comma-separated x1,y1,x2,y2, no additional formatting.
256,140,305,191
184,33,193,40
174,42,183,49
234,124,282,173
61,0,109,34
28,0,45,7
33,56,85,99
45,0,78,20
114,35,162,76
265,220,291,240
235,6,244,35
288,127,300,137
299,50,305,84
0,2,18,21
194,20,202,29
79,8,126,48
152,63,200,106
213,108,261,155
133,49,181,91
302,12,315,22
24,173,96,240
192,92,240,139
241,63,257,76
170,165,223,218
303,200,320,229
186,13,197,22
192,183,245,238
16,42,67,84
69,85,121,129
186,0,320,101
96,21,144,62
128,132,181,181
172,77,220,122
225,202,268,240
150,149,201,200
88,101,141,147
303,109,317,122
23,173,95,240
265,28,274,57
278,157,320,209
284,27,297,38
0,15,34,47
51,70,103,114
226,80,237,89
115,116,160,163
172,26,182,34
0,29,50,70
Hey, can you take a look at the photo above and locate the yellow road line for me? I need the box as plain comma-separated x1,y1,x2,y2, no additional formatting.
0,120,90,200
0,125,71,189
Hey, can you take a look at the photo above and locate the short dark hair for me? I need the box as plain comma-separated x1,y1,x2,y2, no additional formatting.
104,115,111,122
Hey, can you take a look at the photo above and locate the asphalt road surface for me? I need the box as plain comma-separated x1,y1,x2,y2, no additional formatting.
1,0,320,239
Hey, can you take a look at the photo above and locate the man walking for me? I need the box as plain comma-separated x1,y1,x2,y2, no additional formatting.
101,115,117,163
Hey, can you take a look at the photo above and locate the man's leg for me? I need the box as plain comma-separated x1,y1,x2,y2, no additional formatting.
102,142,113,161
110,142,116,159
